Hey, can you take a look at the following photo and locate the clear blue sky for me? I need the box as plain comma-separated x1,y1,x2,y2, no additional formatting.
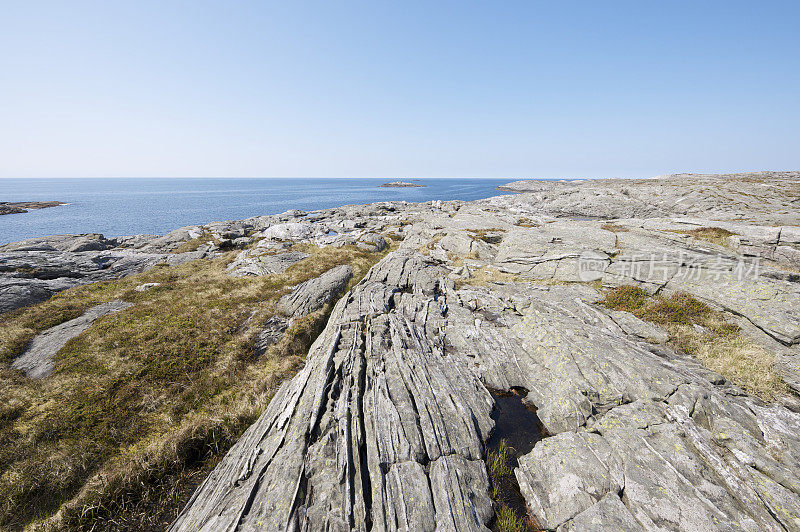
2,1,798,179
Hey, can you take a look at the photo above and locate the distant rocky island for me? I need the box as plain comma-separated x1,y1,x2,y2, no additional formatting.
0,201,65,216
2,171,800,531
379,180,425,187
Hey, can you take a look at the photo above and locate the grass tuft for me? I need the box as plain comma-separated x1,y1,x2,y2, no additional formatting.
170,233,219,253
514,217,538,228
466,228,506,244
601,284,648,312
601,223,630,233
673,227,737,247
601,285,785,400
485,438,539,531
495,503,530,532
486,439,512,483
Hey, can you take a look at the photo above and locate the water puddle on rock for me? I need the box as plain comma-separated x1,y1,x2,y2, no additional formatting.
486,387,545,532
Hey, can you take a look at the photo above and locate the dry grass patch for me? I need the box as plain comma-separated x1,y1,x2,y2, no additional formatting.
601,285,785,401
419,233,445,255
0,244,385,530
170,232,219,253
382,231,405,244
454,266,520,289
466,228,506,244
672,227,737,247
601,223,629,233
514,217,538,228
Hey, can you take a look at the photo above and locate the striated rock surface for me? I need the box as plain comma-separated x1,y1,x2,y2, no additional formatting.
171,252,497,531
4,172,800,531
496,171,800,225
227,250,310,277
167,172,800,532
0,246,209,314
279,264,353,316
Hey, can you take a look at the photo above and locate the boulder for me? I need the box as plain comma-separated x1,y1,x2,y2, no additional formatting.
253,315,293,357
134,282,161,292
260,222,316,241
356,233,387,252
279,264,353,316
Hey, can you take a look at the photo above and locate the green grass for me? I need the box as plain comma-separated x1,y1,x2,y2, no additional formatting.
601,285,785,401
486,439,512,484
495,503,530,532
0,244,385,531
485,439,539,531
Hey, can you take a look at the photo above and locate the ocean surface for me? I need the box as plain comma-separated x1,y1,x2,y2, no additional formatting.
0,178,513,244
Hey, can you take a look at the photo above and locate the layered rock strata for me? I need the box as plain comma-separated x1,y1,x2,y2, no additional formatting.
4,172,800,530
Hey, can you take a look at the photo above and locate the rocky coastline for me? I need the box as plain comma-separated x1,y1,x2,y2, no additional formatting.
379,180,425,187
2,171,800,531
0,201,65,216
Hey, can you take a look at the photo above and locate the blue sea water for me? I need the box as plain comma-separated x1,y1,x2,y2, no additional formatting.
0,178,513,244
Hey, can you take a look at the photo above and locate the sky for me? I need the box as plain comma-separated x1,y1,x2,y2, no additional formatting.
1,1,799,179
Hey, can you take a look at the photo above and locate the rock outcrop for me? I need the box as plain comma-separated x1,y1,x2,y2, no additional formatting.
0,246,209,314
380,181,425,188
0,233,114,252
278,264,353,316
497,171,800,225
227,250,310,277
0,201,65,216
167,171,800,532
4,171,800,531
173,245,800,531
11,300,132,378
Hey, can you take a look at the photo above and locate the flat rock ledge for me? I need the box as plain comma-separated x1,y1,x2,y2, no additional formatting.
227,250,310,277
11,300,132,378
0,243,209,314
171,249,800,531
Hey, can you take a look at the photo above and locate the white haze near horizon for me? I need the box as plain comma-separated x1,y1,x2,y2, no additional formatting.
1,2,799,179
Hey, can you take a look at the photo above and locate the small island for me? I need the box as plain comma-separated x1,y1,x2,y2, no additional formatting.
379,181,425,188
0,201,66,216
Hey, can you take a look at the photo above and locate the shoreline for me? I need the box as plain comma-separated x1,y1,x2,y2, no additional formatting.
0,201,66,216
0,178,514,245
2,171,800,530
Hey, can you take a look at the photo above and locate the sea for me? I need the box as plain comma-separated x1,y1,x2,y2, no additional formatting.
0,178,514,245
